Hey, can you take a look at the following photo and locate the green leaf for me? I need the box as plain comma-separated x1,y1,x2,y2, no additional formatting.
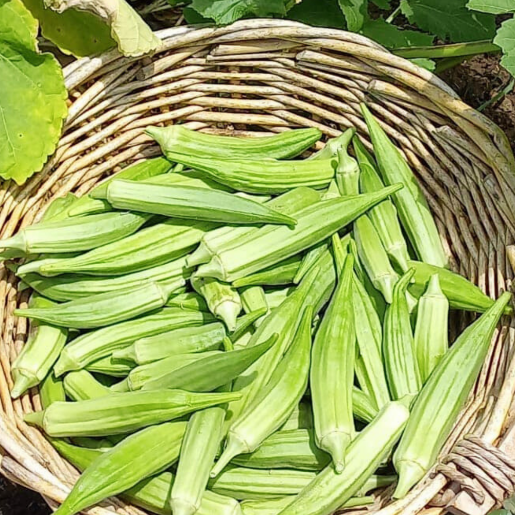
287,0,346,28
361,18,435,48
190,0,288,25
467,0,514,14
44,0,161,56
495,16,515,76
23,0,115,57
338,0,368,31
409,57,436,71
0,0,67,184
370,0,390,8
404,0,496,42
400,0,414,21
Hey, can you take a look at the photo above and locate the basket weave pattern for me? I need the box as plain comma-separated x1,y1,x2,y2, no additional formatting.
1,19,515,515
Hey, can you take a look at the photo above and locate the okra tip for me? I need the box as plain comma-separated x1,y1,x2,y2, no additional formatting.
392,459,426,499
11,370,38,399
217,301,241,332
320,431,351,474
170,498,198,515
186,244,211,267
112,345,136,362
24,409,45,428
0,234,25,252
211,434,248,477
195,258,226,281
53,351,79,377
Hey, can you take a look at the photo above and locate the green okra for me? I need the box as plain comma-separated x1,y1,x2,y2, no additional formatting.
141,335,276,392
393,291,512,498
25,389,241,437
352,387,378,423
160,152,335,194
311,253,355,472
414,275,449,383
196,185,403,283
383,269,421,400
69,157,173,217
41,193,79,222
40,372,65,409
20,258,190,301
107,180,296,226
147,125,322,160
231,309,267,343
51,439,242,515
0,211,151,254
53,421,187,515
11,296,68,399
334,133,359,195
277,399,410,515
212,307,312,476
54,307,213,376
15,281,177,329
63,371,111,401
264,288,293,311
308,129,355,161
188,187,321,268
26,219,213,277
232,329,255,350
191,275,242,332
240,286,269,328
114,322,226,364
303,248,337,316
167,291,209,311
233,256,302,289
281,402,313,431
85,355,134,377
361,104,447,268
353,137,410,272
233,429,330,471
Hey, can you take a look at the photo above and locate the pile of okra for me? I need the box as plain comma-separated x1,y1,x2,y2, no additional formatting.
2,103,511,515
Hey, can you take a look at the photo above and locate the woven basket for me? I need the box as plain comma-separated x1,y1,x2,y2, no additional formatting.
1,18,515,515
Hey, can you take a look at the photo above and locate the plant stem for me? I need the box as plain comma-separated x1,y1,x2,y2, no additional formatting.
478,77,515,112
386,5,402,23
393,40,500,59
435,56,469,74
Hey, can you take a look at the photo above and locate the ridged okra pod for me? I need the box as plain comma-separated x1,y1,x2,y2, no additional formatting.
0,211,150,254
40,372,65,409
264,288,293,311
107,180,296,225
311,254,355,472
25,389,241,437
114,322,226,364
86,355,134,377
233,256,302,288
240,286,269,328
53,307,214,375
197,185,403,282
16,281,177,330
233,429,330,471
352,387,378,423
277,399,410,515
53,421,187,515
383,270,421,399
191,275,242,331
148,125,321,160
162,152,335,194
230,309,267,343
167,291,209,311
293,241,329,285
308,129,354,161
142,336,276,392
414,274,449,382
361,104,447,267
334,131,358,195
63,370,111,401
281,402,313,431
11,296,68,399
353,137,410,271
212,306,312,476
393,291,512,498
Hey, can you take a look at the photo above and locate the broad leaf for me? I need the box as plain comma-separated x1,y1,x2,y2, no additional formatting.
338,0,368,31
23,0,115,57
370,0,390,8
467,0,515,14
0,0,67,184
400,0,414,21
410,57,436,71
44,0,161,56
495,16,515,76
361,18,434,48
190,0,288,25
287,0,346,28
404,0,496,42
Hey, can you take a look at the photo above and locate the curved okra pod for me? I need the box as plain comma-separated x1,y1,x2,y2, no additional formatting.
240,286,269,328
15,281,177,329
211,306,312,476
11,296,68,399
414,274,449,382
293,241,329,285
233,256,302,288
383,269,422,400
351,387,378,423
147,125,322,160
393,291,512,499
52,421,187,515
25,389,241,437
311,253,355,472
63,370,111,401
40,372,66,409
0,211,150,254
231,309,267,342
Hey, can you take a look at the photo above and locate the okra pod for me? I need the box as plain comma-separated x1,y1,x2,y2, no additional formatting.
25,389,241,437
63,371,111,401
233,256,302,289
0,211,150,254
114,322,226,364
197,185,403,282
352,387,378,423
147,125,322,160
11,296,68,399
383,270,422,400
361,104,447,267
280,402,313,431
414,275,449,382
264,288,293,311
308,130,354,161
167,291,209,311
85,355,134,377
240,286,269,328
393,291,512,498
107,180,296,226
40,372,65,409
334,132,358,195
293,242,329,285
16,281,177,329
311,254,355,472
54,307,213,375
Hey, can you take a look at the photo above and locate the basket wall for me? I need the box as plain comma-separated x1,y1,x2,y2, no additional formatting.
1,19,515,515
